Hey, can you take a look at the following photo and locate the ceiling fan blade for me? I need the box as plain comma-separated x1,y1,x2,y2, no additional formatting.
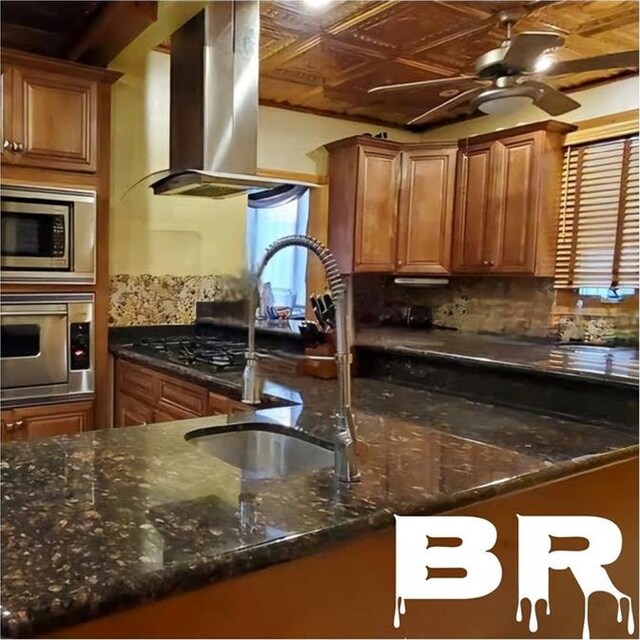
526,80,580,116
545,50,639,76
502,32,565,71
368,76,481,94
407,87,485,127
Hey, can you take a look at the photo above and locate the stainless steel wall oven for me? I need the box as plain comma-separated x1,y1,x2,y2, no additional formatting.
1,293,94,405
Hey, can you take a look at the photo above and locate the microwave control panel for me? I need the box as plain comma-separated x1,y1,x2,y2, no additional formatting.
70,322,91,370
52,215,67,257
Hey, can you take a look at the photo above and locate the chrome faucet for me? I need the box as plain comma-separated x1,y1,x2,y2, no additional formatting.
242,235,361,483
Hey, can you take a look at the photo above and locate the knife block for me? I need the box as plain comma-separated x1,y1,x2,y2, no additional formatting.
302,340,337,380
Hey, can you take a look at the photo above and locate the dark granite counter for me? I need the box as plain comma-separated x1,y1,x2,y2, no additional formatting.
2,343,638,637
356,327,639,387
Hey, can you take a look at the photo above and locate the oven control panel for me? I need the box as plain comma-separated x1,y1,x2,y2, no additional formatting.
70,322,91,370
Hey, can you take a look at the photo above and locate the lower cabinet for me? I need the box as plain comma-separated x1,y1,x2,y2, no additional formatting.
1,400,94,442
114,358,249,428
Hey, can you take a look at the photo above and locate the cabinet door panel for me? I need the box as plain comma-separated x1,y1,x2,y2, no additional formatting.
396,148,456,274
354,147,400,271
452,144,493,273
12,66,97,172
1,65,13,163
492,134,540,273
7,401,93,441
116,394,153,428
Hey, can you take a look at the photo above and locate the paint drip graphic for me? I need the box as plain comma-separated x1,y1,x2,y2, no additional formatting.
517,515,635,639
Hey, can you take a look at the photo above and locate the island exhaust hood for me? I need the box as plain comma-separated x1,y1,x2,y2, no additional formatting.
151,1,314,199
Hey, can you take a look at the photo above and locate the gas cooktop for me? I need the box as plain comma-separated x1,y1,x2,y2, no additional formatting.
133,336,247,371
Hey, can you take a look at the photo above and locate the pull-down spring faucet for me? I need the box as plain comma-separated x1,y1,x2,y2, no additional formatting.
241,235,360,483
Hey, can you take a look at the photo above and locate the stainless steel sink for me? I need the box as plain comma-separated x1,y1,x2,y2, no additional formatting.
185,426,334,479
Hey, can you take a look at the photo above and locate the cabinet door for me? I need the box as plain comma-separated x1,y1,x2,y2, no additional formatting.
1,65,13,162
116,393,153,428
6,401,93,441
354,145,400,271
452,143,494,273
396,147,456,274
11,66,97,172
491,133,541,273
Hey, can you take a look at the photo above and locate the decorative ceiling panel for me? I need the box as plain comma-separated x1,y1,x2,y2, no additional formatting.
259,0,639,128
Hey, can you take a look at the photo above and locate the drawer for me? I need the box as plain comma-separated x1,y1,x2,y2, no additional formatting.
158,377,208,416
155,401,200,423
117,360,157,404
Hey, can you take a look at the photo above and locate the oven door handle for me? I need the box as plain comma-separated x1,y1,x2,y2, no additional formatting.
0,311,67,318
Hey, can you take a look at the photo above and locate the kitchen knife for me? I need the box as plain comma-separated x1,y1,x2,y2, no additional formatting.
309,295,326,329
322,293,335,328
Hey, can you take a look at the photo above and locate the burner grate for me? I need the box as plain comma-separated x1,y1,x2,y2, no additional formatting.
134,336,247,371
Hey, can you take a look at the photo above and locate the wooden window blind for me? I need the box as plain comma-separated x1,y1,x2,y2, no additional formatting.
555,133,639,289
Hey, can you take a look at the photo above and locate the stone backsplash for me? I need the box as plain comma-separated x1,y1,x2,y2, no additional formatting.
109,274,248,326
353,274,638,344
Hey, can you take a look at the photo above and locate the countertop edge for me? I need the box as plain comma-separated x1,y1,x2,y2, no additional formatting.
7,444,638,639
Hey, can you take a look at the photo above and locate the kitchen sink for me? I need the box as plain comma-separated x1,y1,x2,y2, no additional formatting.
185,425,334,479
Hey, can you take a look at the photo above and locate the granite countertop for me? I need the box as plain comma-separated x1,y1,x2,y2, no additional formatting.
2,347,638,637
356,327,639,387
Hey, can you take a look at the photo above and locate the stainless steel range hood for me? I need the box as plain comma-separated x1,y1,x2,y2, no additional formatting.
151,1,314,199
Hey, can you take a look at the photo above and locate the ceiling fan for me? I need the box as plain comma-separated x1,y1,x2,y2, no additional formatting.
368,11,639,127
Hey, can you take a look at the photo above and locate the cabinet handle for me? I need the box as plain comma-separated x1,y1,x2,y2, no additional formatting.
14,420,24,429
5,422,14,431
12,142,23,152
488,260,495,267
3,139,11,151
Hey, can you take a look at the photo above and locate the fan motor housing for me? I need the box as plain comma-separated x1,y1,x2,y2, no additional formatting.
475,45,520,78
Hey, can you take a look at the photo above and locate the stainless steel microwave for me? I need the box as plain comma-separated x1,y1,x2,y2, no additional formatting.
1,293,94,405
1,185,96,284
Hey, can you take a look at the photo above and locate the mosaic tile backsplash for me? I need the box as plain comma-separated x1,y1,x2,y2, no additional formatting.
109,274,248,326
353,275,638,345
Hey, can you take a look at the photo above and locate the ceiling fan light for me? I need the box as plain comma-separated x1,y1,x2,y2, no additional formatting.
478,95,534,115
534,53,555,73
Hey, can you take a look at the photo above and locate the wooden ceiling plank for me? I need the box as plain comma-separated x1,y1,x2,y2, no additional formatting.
66,0,158,67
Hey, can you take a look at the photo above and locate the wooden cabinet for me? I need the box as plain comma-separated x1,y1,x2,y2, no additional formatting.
1,400,94,442
114,358,249,428
1,51,118,173
396,145,457,274
327,136,457,275
9,65,97,172
452,121,575,276
327,137,401,273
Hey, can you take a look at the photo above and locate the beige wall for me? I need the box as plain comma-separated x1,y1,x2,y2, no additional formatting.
420,75,639,141
110,51,423,277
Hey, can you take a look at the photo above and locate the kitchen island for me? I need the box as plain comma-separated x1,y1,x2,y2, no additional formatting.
2,352,638,638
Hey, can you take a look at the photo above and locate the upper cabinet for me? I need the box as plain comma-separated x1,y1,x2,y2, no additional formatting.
326,136,457,275
452,121,576,276
327,137,401,272
1,51,119,174
396,145,457,274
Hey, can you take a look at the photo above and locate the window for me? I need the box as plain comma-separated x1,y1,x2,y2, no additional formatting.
555,134,639,290
247,186,310,318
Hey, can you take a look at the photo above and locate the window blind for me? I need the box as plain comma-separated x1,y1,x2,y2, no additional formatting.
555,134,639,289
